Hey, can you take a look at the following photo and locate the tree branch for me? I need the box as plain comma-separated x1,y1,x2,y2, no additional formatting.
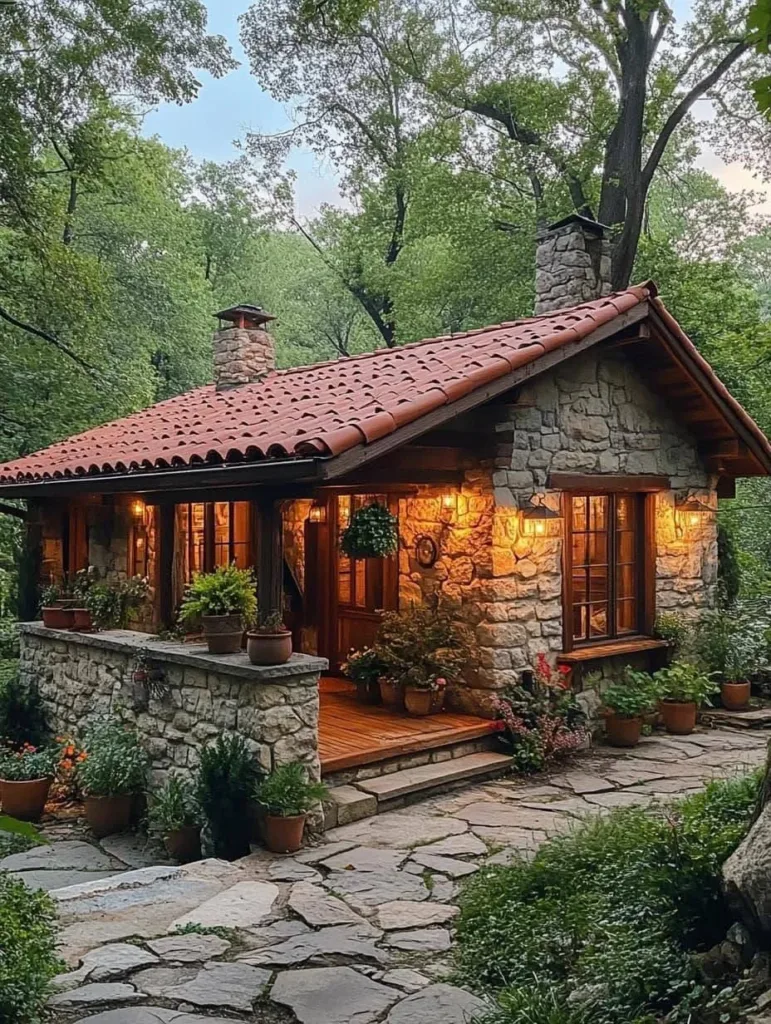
0,304,96,373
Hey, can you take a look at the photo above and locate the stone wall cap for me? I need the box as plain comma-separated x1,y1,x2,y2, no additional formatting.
19,623,328,682
543,213,611,236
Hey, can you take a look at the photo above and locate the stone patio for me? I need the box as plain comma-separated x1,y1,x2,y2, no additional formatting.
3,726,767,1024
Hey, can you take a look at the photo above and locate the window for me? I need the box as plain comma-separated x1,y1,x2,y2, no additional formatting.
177,501,251,582
566,493,648,647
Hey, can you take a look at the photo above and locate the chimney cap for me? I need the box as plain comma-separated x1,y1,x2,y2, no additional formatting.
213,304,277,327
546,213,611,235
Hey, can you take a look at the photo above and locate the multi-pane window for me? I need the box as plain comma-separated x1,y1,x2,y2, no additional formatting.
568,493,642,645
177,501,251,582
337,494,391,611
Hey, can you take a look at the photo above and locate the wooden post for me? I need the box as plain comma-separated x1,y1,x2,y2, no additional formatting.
256,495,284,627
17,501,42,622
158,503,175,629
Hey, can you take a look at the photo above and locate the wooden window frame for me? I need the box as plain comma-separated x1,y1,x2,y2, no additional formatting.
561,488,656,653
179,501,252,581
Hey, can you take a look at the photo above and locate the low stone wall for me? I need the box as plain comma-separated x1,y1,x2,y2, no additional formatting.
19,624,327,785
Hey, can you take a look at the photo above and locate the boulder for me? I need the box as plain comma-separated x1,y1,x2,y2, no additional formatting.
724,803,771,938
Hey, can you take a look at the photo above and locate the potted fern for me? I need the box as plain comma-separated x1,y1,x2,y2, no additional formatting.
247,611,292,665
340,502,398,559
654,660,719,735
179,564,257,654
147,775,202,863
256,761,328,854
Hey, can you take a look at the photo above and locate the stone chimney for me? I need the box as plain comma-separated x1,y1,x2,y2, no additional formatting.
213,304,277,391
534,214,612,315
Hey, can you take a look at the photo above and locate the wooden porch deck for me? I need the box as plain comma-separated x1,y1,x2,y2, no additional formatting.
318,677,499,774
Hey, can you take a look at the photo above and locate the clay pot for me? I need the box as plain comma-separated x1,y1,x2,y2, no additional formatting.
163,825,202,863
84,794,133,838
404,687,433,717
722,681,751,711
201,614,243,655
660,700,697,735
355,679,382,705
264,813,306,854
0,776,52,821
605,713,642,748
378,677,404,710
70,607,93,631
246,630,292,665
431,688,446,714
42,606,74,629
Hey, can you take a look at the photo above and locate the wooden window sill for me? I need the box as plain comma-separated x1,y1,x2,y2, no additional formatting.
557,638,669,664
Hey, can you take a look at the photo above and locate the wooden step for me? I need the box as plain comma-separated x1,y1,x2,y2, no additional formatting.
355,752,512,803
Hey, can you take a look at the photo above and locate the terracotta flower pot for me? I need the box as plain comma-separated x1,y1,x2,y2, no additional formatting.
201,614,243,655
246,630,292,665
355,679,382,705
722,681,751,711
660,700,697,735
431,688,446,714
379,677,403,710
71,607,93,631
404,687,433,717
163,825,202,863
264,813,306,854
0,776,52,821
42,606,74,629
84,793,133,838
605,713,642,748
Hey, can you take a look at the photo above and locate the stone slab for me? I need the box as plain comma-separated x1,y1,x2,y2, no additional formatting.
325,812,467,849
12,869,123,891
376,900,459,930
139,962,271,1011
384,928,452,952
454,802,573,833
327,785,378,824
100,833,169,869
416,833,487,858
321,868,431,909
72,1009,239,1024
409,852,479,878
240,922,384,967
146,933,231,962
323,846,406,873
288,881,370,927
53,943,159,990
52,864,181,901
1,840,119,873
385,982,487,1023
268,859,322,882
380,969,431,993
551,771,615,795
295,840,358,865
48,982,142,1008
270,966,399,1024
170,879,278,930
355,753,512,801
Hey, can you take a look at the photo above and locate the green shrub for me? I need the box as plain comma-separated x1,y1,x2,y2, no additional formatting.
256,762,328,817
0,815,42,859
654,660,719,706
455,773,761,1024
77,718,148,797
0,673,49,748
179,564,257,624
147,774,200,836
0,619,19,660
0,873,61,1022
601,667,659,717
340,501,398,558
85,574,149,629
195,734,262,860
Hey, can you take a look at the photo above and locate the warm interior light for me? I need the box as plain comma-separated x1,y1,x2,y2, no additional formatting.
441,493,456,510
131,499,146,523
309,502,327,524
520,497,562,538
674,495,713,536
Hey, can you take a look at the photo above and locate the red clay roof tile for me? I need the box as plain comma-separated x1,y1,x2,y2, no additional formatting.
1,284,768,484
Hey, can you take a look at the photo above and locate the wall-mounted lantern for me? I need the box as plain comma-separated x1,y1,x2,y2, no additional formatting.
440,492,457,522
674,494,714,537
130,498,147,526
308,501,327,524
520,496,562,538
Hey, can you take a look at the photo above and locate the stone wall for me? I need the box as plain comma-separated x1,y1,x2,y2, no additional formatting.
213,326,275,390
19,625,326,786
535,217,613,314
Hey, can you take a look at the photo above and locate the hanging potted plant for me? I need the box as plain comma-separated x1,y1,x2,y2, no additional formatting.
256,761,328,854
342,647,386,704
654,660,719,735
77,718,148,837
340,502,398,559
0,743,58,821
147,775,202,863
195,734,262,861
40,582,74,629
179,564,256,654
601,670,659,748
247,612,292,666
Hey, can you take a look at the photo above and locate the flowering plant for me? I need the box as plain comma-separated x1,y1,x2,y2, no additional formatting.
493,655,587,773
85,575,150,629
51,736,87,802
0,742,58,781
77,718,148,797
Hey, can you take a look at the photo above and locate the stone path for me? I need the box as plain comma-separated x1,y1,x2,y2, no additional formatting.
5,727,767,1024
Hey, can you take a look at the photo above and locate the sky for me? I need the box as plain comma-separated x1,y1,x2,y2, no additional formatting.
141,0,771,219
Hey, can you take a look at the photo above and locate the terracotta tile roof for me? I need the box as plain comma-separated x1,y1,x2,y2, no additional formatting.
0,283,766,484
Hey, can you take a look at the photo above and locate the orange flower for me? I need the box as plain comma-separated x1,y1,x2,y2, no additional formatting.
76,752,87,763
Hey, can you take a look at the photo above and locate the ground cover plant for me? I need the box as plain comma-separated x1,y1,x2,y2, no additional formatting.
0,872,60,1022
456,773,761,1024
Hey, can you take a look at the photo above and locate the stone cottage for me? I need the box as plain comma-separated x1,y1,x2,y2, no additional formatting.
1,215,769,814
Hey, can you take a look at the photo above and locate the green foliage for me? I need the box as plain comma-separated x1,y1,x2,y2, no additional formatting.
85,575,149,629
77,718,148,797
602,669,658,718
717,522,742,608
0,673,49,749
653,613,692,656
256,761,328,818
179,564,257,623
0,815,42,859
370,605,474,689
693,607,769,683
0,873,61,1023
340,502,399,559
0,744,58,782
195,734,262,860
147,774,200,836
342,646,390,685
654,661,719,706
455,773,761,1024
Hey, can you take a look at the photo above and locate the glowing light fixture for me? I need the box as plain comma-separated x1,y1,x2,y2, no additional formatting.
130,499,146,524
520,497,562,537
675,494,713,536
308,501,327,524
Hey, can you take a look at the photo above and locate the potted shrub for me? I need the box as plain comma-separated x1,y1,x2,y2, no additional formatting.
403,675,448,716
179,564,256,654
0,743,58,821
694,607,765,712
340,502,398,559
601,669,658,748
40,582,73,629
70,566,100,631
342,647,386,704
247,611,292,665
653,612,691,664
77,718,148,837
195,733,262,860
256,761,328,854
147,775,202,863
654,660,719,735
85,574,149,631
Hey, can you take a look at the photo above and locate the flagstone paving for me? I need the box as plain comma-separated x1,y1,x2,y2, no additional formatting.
11,727,766,1024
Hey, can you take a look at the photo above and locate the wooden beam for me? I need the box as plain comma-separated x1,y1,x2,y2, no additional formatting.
717,477,736,499
547,473,671,493
17,501,41,621
0,501,26,519
699,439,748,459
255,495,284,627
157,503,175,629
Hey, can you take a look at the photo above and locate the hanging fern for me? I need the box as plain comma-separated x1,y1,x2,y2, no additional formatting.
340,502,398,559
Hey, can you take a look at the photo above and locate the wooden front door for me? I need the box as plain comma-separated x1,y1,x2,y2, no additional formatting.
305,493,399,672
